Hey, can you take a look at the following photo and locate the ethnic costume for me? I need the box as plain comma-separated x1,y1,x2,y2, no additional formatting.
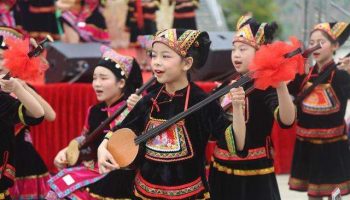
112,29,230,199
9,125,50,199
0,1,17,28
0,27,49,199
47,49,143,200
126,0,160,45
209,16,293,200
0,92,44,200
210,83,287,200
14,0,60,40
117,83,230,200
60,0,109,44
47,99,132,200
288,21,350,198
172,0,199,30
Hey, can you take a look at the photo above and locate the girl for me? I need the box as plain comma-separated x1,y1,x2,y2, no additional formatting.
98,28,239,200
172,0,199,29
0,1,17,28
288,22,350,200
14,0,60,41
126,0,160,46
0,26,55,200
209,16,296,200
0,33,45,200
48,47,143,199
56,0,109,44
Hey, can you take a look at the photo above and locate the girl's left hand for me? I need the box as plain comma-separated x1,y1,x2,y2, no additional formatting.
0,77,22,93
29,38,49,66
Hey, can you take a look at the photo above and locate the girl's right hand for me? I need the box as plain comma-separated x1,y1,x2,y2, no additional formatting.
0,77,22,93
127,93,142,109
97,140,119,174
54,147,68,170
229,86,245,109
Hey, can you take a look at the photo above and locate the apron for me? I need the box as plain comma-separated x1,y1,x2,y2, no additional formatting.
135,85,208,199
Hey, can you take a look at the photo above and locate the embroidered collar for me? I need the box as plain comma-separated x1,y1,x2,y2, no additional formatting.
101,97,125,113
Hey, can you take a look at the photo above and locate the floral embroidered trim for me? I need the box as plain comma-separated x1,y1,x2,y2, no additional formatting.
18,104,27,126
289,177,350,197
224,125,236,155
296,134,348,144
0,190,10,200
89,191,132,200
301,83,340,115
47,166,104,198
296,124,345,139
0,163,15,181
214,146,267,161
212,161,274,176
313,22,348,40
153,29,201,57
273,106,279,121
236,15,252,30
233,22,267,49
15,172,50,180
104,131,113,140
145,118,194,162
255,23,267,45
134,172,205,199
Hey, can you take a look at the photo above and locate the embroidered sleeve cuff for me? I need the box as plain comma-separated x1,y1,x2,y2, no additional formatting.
274,106,296,129
154,0,160,7
224,125,236,155
192,0,199,7
104,131,113,140
17,104,44,126
18,104,27,126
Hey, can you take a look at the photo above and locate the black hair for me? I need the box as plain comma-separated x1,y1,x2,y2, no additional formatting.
124,59,143,98
239,18,278,44
96,58,143,99
263,22,278,44
186,31,211,70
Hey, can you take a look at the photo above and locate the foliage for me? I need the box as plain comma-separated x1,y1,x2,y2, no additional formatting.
218,0,278,31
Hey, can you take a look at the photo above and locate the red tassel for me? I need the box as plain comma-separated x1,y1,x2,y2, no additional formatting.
2,37,47,82
249,36,305,90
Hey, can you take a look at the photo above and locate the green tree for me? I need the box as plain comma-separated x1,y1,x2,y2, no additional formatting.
218,0,278,31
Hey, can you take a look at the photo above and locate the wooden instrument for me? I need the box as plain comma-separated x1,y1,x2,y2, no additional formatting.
107,73,252,168
66,76,157,166
107,43,322,168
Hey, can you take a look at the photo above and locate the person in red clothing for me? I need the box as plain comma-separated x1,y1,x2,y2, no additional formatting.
172,0,199,29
